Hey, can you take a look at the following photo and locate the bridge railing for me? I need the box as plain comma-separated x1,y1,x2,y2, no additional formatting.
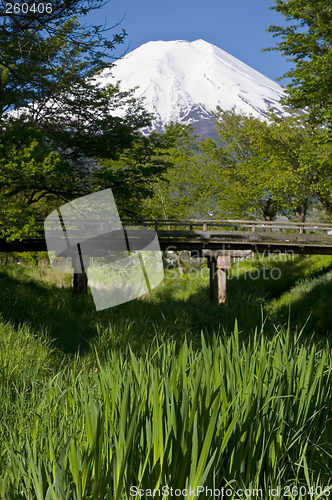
121,219,332,234
20,218,332,238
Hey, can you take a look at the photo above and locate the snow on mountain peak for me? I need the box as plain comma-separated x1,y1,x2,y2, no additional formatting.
98,39,285,136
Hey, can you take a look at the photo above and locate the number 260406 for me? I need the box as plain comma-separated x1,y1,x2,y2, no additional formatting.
5,3,53,13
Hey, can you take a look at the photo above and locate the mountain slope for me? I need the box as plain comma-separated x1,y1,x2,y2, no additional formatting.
98,39,285,136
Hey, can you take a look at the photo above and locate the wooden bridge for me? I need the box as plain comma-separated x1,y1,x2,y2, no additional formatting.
2,219,332,303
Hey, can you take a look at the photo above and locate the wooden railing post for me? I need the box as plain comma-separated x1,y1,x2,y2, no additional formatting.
208,256,231,304
73,270,88,296
72,250,89,295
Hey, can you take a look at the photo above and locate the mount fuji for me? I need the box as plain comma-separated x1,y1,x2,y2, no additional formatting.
98,39,286,137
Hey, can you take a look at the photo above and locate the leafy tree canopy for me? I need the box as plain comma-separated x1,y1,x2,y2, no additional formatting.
0,0,167,238
264,0,332,125
91,124,192,218
199,107,332,222
141,123,209,220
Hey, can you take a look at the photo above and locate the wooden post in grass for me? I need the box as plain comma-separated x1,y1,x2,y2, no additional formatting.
208,256,231,304
73,269,88,295
72,247,88,295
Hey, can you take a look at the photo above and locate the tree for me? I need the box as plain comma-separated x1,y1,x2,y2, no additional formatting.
142,117,287,222
140,123,211,220
200,109,278,221
264,0,332,124
0,0,160,238
0,122,62,239
0,90,153,238
200,107,332,222
0,0,128,114
91,126,186,218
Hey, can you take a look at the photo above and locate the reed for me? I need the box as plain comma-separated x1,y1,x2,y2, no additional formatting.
1,257,332,498
1,323,332,498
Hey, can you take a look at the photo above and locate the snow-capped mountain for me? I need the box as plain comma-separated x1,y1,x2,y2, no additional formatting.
98,39,286,137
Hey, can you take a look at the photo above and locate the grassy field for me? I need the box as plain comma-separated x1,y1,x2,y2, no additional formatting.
1,254,332,498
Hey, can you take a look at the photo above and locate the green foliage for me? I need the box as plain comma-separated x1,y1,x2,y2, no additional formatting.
0,121,68,239
1,303,332,497
0,3,158,238
3,253,332,352
265,0,332,124
92,126,186,217
0,15,126,115
198,107,332,221
143,109,332,222
200,109,278,220
2,247,332,497
141,123,216,219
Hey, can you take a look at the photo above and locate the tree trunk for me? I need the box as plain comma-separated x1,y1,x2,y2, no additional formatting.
260,196,277,223
295,199,308,223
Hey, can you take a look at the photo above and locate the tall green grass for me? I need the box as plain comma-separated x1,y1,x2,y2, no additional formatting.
1,257,332,498
1,254,332,355
1,324,332,498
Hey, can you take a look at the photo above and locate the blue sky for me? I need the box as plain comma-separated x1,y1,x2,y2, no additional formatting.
83,0,293,86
